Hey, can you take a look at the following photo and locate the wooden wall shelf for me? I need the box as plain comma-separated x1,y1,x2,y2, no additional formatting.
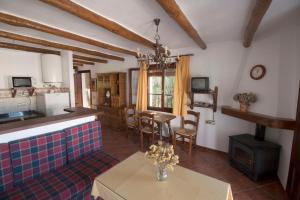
190,86,218,112
221,106,296,131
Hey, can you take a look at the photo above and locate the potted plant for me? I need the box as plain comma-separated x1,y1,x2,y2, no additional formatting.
233,92,257,112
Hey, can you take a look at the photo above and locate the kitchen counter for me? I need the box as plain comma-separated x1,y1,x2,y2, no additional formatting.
0,107,103,135
0,110,45,124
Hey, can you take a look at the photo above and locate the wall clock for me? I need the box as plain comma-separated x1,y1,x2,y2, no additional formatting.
250,65,266,80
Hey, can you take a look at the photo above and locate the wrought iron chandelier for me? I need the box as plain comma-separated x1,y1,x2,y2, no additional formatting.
137,18,177,70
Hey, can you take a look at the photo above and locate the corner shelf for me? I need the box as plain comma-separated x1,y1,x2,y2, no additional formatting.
221,106,296,131
190,86,218,112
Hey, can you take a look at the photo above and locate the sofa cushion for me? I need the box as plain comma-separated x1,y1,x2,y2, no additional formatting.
0,161,91,200
0,143,14,192
65,121,103,162
0,151,118,200
69,150,119,181
9,131,67,185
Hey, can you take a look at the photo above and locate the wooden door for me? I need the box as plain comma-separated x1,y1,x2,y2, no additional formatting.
74,73,83,107
287,83,300,199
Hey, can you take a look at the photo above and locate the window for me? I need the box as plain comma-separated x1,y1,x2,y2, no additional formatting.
129,64,176,113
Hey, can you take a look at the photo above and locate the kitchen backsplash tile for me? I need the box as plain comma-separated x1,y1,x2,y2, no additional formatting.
0,87,69,98
0,87,69,114
0,97,36,114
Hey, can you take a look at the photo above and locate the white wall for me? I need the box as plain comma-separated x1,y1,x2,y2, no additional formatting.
0,49,73,113
61,50,75,107
0,49,43,88
170,29,285,147
0,49,42,114
268,25,300,188
172,23,299,189
78,20,299,191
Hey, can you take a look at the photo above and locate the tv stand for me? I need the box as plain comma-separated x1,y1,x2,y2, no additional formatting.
190,86,218,112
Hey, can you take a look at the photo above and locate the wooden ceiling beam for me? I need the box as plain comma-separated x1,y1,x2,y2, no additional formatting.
0,41,60,55
244,0,272,47
40,0,155,49
156,0,207,49
73,59,94,65
0,12,136,56
73,62,83,66
0,30,124,61
73,54,107,64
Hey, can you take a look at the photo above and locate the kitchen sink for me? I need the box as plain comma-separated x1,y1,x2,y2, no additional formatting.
0,110,45,124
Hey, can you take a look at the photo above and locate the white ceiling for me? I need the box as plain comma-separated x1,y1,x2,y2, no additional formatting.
0,0,299,58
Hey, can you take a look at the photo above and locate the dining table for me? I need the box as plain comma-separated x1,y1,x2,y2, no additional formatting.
91,152,233,200
139,110,176,140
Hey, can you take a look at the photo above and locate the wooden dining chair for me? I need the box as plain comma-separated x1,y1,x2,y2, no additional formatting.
172,110,200,155
124,105,138,137
138,112,159,150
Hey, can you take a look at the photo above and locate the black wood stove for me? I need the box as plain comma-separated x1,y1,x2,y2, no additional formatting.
229,124,281,181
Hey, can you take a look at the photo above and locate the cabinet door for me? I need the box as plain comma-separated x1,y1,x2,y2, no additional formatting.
118,73,126,106
74,73,83,107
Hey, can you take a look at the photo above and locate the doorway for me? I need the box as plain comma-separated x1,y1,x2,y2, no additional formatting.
287,82,300,199
74,70,92,108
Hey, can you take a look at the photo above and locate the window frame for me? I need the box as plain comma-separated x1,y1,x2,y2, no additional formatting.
128,68,139,106
128,63,176,113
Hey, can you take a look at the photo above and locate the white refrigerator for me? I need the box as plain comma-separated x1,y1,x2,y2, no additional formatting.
36,93,70,116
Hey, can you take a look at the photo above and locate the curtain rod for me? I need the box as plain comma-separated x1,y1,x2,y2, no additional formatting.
169,53,194,58
137,53,194,60
136,53,194,62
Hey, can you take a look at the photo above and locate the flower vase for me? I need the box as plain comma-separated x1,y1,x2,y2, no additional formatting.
240,103,248,112
157,165,168,181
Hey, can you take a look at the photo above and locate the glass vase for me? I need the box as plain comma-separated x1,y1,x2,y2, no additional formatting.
157,165,168,181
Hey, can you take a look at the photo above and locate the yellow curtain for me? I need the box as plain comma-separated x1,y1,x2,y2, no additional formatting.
136,61,148,112
173,56,191,116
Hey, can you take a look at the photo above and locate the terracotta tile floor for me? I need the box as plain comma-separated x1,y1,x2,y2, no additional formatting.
101,128,289,200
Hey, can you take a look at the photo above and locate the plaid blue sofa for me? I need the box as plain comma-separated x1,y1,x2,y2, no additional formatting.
0,121,119,200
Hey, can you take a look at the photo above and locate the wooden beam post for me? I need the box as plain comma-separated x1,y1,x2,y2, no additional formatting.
156,0,207,49
244,0,272,47
0,41,60,55
0,30,124,61
40,0,155,49
73,62,83,66
73,59,94,65
73,54,107,64
0,12,136,56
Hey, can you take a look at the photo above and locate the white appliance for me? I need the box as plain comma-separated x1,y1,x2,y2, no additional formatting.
41,54,63,83
36,93,70,116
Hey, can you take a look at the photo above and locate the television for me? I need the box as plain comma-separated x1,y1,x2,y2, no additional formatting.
191,77,209,93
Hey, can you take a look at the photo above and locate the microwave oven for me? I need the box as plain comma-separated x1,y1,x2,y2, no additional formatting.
12,77,32,88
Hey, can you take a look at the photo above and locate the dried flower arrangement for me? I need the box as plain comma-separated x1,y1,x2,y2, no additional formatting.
145,141,179,172
233,93,257,105
233,92,257,112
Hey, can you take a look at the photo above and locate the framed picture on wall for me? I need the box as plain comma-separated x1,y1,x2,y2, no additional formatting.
91,78,97,91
